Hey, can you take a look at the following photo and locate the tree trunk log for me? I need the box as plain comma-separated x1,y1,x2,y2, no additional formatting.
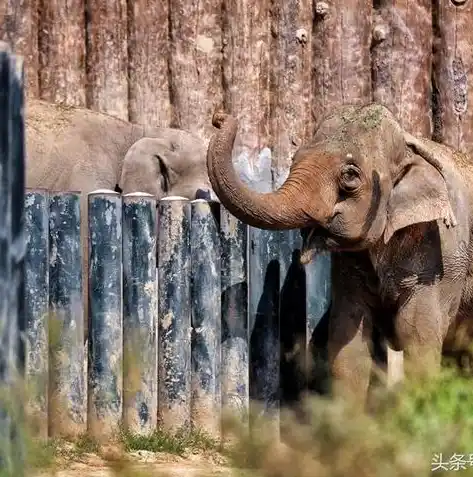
371,0,433,137
269,0,313,185
38,0,86,106
0,0,39,98
127,0,171,127
168,0,223,143
432,0,473,155
312,0,372,125
86,0,128,120
222,0,271,168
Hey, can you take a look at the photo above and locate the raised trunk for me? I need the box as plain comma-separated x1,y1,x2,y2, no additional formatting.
207,112,316,230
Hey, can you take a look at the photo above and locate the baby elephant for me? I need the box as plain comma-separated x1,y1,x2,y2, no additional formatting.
26,99,214,200
206,103,473,404
26,99,215,339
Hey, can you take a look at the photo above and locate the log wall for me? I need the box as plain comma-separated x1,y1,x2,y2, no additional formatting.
2,0,473,180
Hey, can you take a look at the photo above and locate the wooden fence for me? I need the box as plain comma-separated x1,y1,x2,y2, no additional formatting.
1,0,472,183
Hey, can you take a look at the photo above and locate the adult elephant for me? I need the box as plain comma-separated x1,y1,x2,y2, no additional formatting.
206,104,473,405
26,99,214,340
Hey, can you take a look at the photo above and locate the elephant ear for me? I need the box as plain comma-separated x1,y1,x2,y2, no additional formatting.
383,151,454,244
118,137,176,197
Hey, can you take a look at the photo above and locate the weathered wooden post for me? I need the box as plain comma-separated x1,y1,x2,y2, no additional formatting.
87,190,123,440
0,42,26,475
220,208,249,431
305,253,332,394
190,199,221,437
233,151,280,433
279,229,308,405
0,46,12,470
157,196,191,432
248,222,280,430
48,191,86,438
24,189,49,439
122,192,157,436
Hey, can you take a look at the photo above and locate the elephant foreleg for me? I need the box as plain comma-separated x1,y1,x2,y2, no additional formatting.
328,306,374,406
327,253,378,407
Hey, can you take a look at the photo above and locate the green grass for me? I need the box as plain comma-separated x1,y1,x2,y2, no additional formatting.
119,426,219,455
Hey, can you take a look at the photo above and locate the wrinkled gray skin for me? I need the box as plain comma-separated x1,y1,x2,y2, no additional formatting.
26,99,214,339
206,103,473,404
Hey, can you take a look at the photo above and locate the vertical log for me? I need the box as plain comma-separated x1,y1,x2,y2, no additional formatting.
168,0,223,142
0,46,13,470
269,0,313,184
86,0,128,120
305,255,332,346
24,189,49,440
190,199,221,437
432,0,473,155
0,0,39,98
38,0,86,106
87,190,123,441
49,192,86,438
222,0,271,168
371,0,433,137
312,0,372,123
278,230,307,406
122,192,157,436
8,55,25,474
0,46,26,474
220,208,249,429
305,253,332,395
248,224,280,431
157,197,191,432
127,0,171,127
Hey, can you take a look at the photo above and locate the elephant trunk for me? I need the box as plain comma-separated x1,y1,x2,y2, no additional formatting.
207,112,318,230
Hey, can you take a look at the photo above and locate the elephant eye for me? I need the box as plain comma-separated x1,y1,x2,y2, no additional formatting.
155,154,170,194
339,164,362,192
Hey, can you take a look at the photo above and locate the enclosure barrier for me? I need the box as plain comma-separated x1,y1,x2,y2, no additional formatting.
0,41,333,476
0,43,26,475
23,186,332,442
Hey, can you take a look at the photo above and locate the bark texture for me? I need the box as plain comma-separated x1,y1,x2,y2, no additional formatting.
86,0,128,120
38,0,86,106
0,0,39,97
127,0,171,127
269,0,313,184
432,0,473,155
222,0,271,167
312,0,372,125
169,0,223,143
371,0,432,137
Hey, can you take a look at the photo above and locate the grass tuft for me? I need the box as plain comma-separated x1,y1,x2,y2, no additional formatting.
120,426,219,455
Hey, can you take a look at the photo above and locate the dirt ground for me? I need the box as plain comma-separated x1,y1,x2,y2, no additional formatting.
33,448,236,477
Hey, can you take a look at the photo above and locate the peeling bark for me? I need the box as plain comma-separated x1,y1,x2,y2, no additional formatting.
312,0,372,126
168,0,223,143
432,0,473,155
0,0,39,98
269,0,313,185
371,1,432,137
127,0,171,127
222,0,271,168
86,0,128,120
38,0,86,106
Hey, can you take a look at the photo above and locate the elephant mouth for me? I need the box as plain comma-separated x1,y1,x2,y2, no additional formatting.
300,228,332,264
300,227,360,264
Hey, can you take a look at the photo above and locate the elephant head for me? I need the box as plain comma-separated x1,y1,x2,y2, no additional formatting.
118,133,215,201
206,104,455,263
